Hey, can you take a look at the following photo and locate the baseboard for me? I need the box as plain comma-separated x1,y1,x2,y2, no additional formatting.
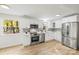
0,44,22,50
23,44,30,47
45,39,61,43
45,39,55,43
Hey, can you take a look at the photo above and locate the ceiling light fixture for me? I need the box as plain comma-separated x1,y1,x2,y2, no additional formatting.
0,4,10,9
41,18,49,22
56,14,60,16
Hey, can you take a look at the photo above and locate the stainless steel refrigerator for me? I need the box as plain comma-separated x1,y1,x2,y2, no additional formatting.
62,22,79,49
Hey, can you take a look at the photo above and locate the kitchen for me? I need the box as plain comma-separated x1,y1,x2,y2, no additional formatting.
0,4,79,55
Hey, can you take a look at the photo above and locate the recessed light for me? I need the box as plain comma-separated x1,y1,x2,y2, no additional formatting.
40,18,49,22
56,15,60,16
0,4,10,9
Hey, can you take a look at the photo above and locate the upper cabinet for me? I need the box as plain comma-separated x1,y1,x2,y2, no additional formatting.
51,14,79,28
52,20,62,28
62,15,77,23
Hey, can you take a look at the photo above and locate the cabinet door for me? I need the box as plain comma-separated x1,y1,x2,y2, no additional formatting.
22,34,30,46
45,31,54,41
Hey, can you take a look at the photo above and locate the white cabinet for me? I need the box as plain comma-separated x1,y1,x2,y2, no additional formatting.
52,20,62,28
50,20,62,42
0,34,21,48
21,33,31,46
54,31,62,42
45,31,54,41
62,15,77,23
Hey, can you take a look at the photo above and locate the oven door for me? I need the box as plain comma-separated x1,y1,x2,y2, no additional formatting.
31,36,39,43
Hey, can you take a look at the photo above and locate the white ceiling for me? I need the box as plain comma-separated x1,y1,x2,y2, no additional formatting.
0,4,79,20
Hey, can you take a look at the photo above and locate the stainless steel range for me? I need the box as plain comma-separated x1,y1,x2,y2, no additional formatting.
31,33,39,45
23,24,45,45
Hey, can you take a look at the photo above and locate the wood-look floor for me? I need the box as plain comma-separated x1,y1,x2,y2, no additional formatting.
0,40,79,55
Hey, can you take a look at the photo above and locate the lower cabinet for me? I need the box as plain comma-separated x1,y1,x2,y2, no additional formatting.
22,34,30,46
45,31,54,41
